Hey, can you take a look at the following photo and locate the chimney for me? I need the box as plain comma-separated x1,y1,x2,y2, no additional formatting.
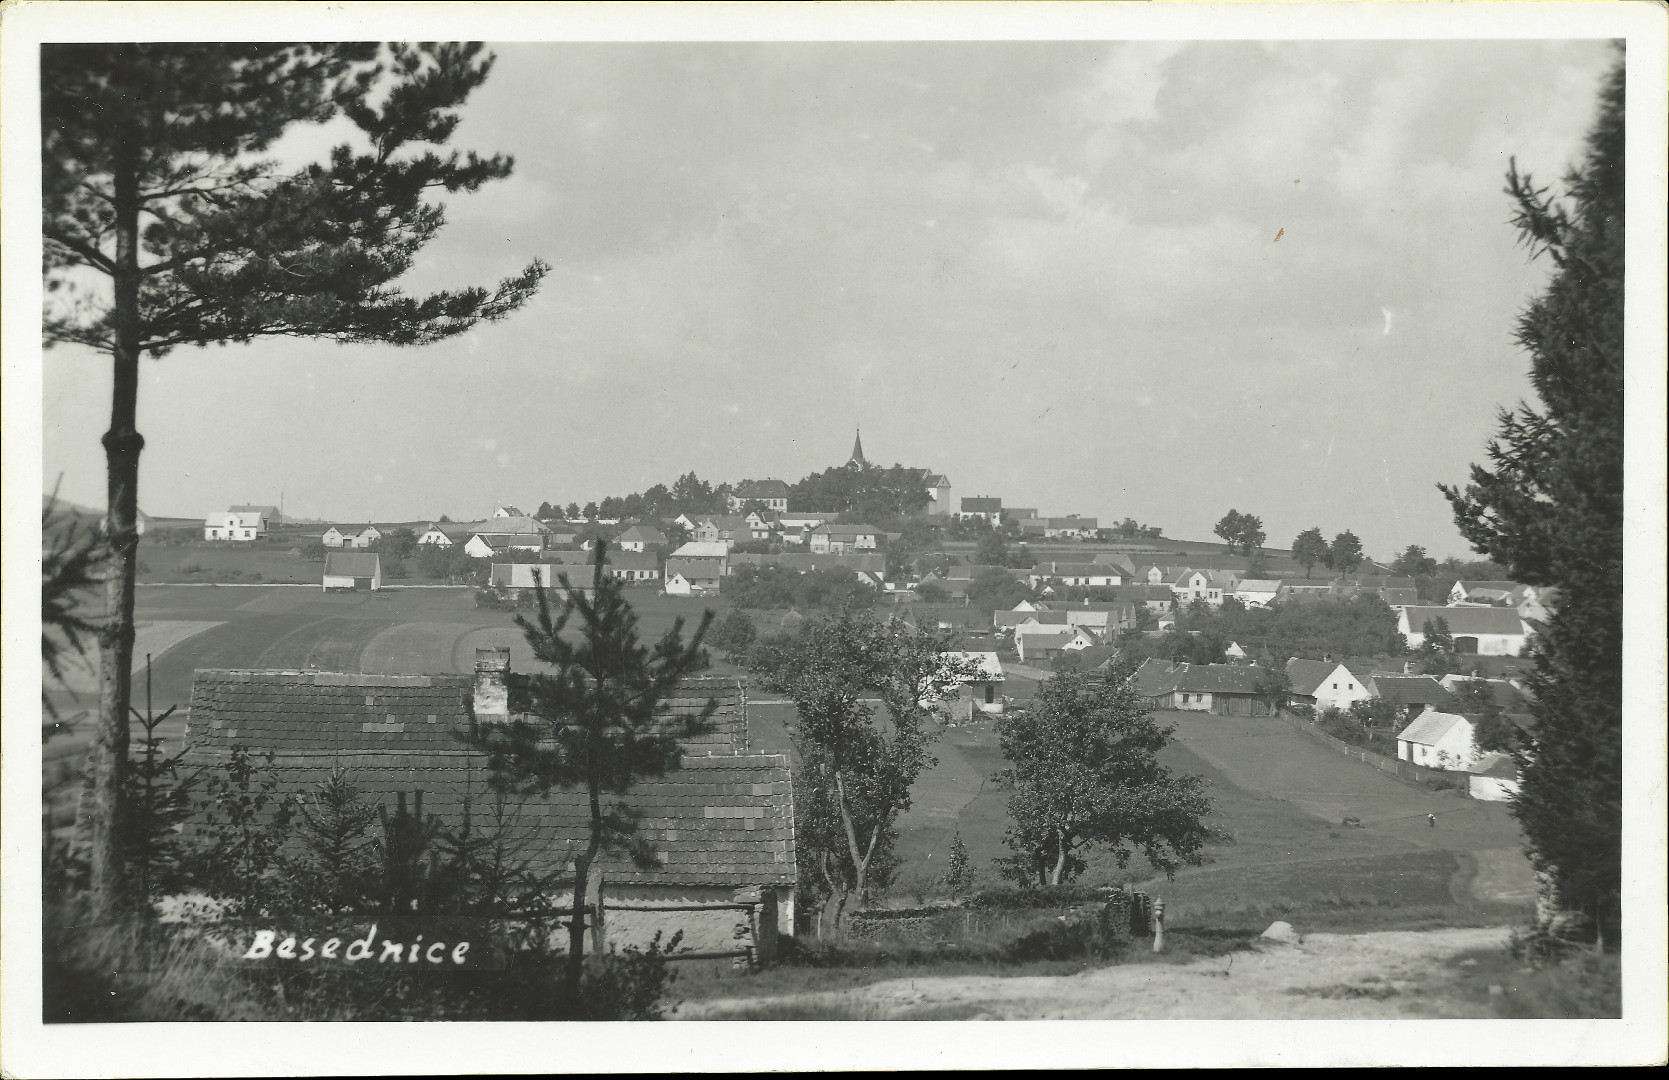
474,647,511,722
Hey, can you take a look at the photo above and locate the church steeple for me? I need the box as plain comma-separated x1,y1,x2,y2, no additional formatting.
848,427,867,469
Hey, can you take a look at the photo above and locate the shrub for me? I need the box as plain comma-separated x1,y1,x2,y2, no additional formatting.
1003,913,1128,962
966,884,1110,911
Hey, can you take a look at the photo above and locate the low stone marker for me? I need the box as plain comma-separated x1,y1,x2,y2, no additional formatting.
1260,920,1302,945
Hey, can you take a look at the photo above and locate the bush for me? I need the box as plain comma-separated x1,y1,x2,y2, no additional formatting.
966,884,1110,911
1003,913,1128,962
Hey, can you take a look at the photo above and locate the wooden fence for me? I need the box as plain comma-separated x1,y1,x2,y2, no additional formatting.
1283,714,1469,793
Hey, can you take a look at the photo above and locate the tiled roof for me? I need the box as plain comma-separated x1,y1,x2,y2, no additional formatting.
1129,658,1178,697
180,672,787,886
1172,663,1265,695
1454,580,1523,594
1470,750,1518,779
1372,675,1458,709
923,473,949,487
323,552,380,578
1031,563,1119,577
665,557,723,581
484,515,547,535
615,525,666,544
1403,606,1528,636
1284,658,1341,697
730,553,886,574
1396,709,1470,747
959,497,1002,513
734,479,791,499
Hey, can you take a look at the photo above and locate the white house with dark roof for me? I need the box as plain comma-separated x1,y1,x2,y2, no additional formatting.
322,524,381,549
806,523,880,554
204,511,260,542
1468,751,1521,801
727,479,791,514
228,504,282,529
1395,710,1478,770
417,522,475,547
1398,605,1531,656
322,551,382,591
1285,658,1373,712
177,660,797,949
957,496,1003,523
614,524,667,552
1027,563,1123,589
938,650,1004,717
1168,569,1224,607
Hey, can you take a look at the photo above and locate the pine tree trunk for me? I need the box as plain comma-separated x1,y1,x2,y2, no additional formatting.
90,142,144,922
567,778,603,996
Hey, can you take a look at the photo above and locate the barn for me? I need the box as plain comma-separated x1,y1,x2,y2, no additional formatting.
322,551,381,591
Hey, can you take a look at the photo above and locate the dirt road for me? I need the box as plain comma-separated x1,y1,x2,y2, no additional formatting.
673,925,1513,1020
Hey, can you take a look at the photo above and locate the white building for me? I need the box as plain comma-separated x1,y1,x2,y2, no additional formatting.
1468,751,1521,802
204,511,259,542
1397,605,1531,656
322,524,381,549
322,552,382,591
1395,710,1477,771
1284,659,1374,713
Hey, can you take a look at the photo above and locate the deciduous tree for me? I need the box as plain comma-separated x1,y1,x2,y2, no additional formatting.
751,612,973,931
1327,530,1365,575
42,43,546,918
995,672,1211,886
1291,527,1330,579
1439,58,1624,947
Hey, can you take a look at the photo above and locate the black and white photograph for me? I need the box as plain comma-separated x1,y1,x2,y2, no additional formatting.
3,1,1664,1073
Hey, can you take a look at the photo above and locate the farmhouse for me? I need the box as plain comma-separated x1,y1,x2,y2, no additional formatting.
229,504,282,530
1013,624,1080,662
957,497,1003,523
730,552,886,581
727,479,791,514
179,659,797,949
1234,579,1283,608
1027,563,1123,589
1397,605,1531,656
806,523,880,554
1369,674,1458,720
323,524,381,550
417,522,474,547
1284,658,1373,713
1166,569,1227,607
204,511,260,542
939,651,1005,719
489,563,596,599
1394,710,1477,771
664,557,723,596
606,551,662,583
322,552,381,591
1277,579,1335,604
1019,517,1099,539
614,524,666,552
1447,579,1524,606
1128,660,1277,716
1468,751,1521,802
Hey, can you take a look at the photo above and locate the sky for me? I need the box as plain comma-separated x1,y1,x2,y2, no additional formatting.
40,38,1617,559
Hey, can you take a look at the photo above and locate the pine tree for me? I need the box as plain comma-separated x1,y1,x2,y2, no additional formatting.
42,43,547,919
463,541,715,994
289,769,380,915
1439,57,1624,948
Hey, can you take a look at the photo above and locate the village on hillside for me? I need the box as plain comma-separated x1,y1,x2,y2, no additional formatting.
124,425,1553,809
